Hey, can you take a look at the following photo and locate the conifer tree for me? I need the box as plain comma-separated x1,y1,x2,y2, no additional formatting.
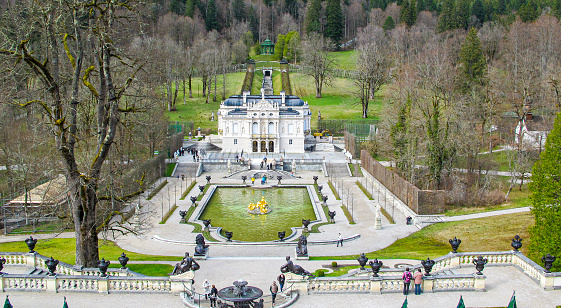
401,0,410,23
497,0,506,14
529,112,561,269
248,5,259,41
233,0,246,21
519,0,539,22
305,0,322,34
170,0,186,15
554,0,561,19
426,0,437,11
457,0,471,29
325,0,343,47
417,0,425,12
383,16,396,31
402,0,417,27
185,0,195,17
459,28,487,89
205,0,219,31
437,0,457,32
471,0,486,24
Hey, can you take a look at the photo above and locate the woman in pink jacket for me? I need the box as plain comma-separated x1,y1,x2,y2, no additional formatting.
413,268,423,295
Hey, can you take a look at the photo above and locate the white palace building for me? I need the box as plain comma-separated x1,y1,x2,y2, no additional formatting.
217,89,311,154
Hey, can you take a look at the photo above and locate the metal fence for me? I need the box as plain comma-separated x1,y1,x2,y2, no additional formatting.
317,119,377,136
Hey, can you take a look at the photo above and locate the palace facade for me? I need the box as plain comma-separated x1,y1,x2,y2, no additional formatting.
217,91,311,154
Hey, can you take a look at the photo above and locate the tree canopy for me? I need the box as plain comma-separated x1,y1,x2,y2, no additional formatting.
529,112,561,269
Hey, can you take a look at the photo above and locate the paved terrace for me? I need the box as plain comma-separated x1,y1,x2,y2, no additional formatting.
0,148,548,307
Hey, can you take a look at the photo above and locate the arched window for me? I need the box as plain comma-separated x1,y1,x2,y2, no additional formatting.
268,122,274,134
252,122,259,134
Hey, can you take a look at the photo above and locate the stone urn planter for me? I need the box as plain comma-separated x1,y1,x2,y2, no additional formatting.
357,253,369,270
46,257,59,276
421,257,436,276
449,237,461,253
25,236,37,253
98,258,111,277
473,256,488,275
118,253,129,269
369,259,383,277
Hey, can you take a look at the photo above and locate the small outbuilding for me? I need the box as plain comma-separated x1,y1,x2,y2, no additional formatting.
260,39,274,55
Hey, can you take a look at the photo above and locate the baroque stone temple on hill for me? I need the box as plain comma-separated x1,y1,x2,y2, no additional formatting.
217,69,311,154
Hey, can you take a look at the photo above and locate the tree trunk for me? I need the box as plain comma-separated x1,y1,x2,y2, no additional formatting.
213,73,217,102
202,76,207,97
222,68,226,100
71,176,100,267
188,73,193,98
315,78,322,98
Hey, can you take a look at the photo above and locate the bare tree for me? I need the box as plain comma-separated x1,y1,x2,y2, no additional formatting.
354,25,390,118
299,33,335,98
0,0,144,267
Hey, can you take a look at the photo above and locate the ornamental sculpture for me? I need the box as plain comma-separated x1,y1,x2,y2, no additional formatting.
296,235,308,257
247,197,271,215
280,256,312,276
172,252,200,275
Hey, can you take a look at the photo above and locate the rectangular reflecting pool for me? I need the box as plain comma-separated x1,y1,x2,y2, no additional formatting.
198,187,316,242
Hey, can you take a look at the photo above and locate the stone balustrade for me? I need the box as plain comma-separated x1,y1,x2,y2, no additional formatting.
296,273,484,295
343,251,561,291
0,274,180,293
0,252,132,277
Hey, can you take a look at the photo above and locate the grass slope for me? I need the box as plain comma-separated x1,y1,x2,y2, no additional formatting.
311,211,533,261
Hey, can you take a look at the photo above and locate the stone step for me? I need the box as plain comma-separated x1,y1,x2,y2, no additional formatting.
315,143,335,152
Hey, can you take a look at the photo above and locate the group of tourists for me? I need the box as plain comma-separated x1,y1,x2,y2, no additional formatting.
270,273,286,305
201,279,220,307
402,267,424,295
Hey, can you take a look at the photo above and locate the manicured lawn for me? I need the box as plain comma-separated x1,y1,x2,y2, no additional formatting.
289,73,384,128
165,163,176,177
328,50,356,70
165,73,246,133
108,263,175,276
165,71,383,133
310,211,534,261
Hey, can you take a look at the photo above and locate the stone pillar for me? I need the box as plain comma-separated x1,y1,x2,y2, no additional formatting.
541,273,554,290
422,276,434,293
0,274,5,292
474,274,486,291
285,273,308,294
46,276,58,293
26,253,37,267
374,206,382,230
170,271,195,293
450,253,461,267
98,277,109,293
369,277,382,294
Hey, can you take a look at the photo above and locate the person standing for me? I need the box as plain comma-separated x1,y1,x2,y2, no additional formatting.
414,268,423,295
402,268,412,295
337,233,343,247
277,273,285,292
203,279,211,300
270,281,278,305
251,177,255,185
210,285,218,307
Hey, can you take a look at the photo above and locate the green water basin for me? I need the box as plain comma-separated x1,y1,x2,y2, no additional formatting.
199,187,316,242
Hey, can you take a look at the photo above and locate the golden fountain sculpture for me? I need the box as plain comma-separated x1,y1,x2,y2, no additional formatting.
247,196,272,215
